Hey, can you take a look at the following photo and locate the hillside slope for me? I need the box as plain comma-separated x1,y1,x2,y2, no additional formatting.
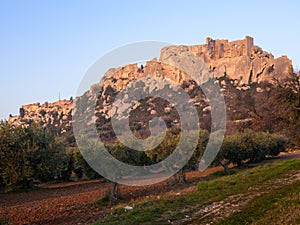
7,36,300,145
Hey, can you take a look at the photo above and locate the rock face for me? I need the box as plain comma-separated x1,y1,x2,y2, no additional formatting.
8,100,73,134
7,37,299,143
161,36,293,85
93,61,192,118
73,60,199,139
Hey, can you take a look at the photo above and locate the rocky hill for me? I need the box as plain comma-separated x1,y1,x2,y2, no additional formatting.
8,100,73,135
187,36,293,84
8,36,300,145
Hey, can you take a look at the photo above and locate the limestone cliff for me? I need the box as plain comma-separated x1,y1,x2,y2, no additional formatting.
161,36,293,84
7,37,299,143
8,100,73,134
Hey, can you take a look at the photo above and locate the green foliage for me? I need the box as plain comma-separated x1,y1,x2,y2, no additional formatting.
215,130,287,169
0,121,72,191
144,129,208,171
145,129,208,183
0,118,288,193
183,129,209,171
72,145,102,179
144,129,179,163
25,127,69,182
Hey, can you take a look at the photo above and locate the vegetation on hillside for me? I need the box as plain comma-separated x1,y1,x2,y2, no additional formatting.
214,130,287,171
0,122,99,191
0,120,288,194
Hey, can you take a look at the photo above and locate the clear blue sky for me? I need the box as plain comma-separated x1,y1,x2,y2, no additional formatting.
1,0,299,119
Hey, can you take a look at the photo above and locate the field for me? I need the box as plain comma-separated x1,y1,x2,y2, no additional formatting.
0,151,300,225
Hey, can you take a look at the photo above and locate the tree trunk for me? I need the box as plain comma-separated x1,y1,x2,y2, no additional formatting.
21,179,35,189
219,160,229,173
178,169,186,184
237,161,243,167
110,182,119,202
173,173,179,183
223,163,228,173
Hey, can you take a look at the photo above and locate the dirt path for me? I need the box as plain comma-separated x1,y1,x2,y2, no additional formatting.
0,151,299,225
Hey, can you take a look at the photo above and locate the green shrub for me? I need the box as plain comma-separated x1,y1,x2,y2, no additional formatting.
0,121,73,191
215,130,287,170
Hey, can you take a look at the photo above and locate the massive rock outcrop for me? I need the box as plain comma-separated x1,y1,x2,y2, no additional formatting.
7,37,299,145
8,100,73,134
161,36,294,84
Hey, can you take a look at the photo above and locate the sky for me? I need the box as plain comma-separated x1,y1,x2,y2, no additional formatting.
0,0,300,119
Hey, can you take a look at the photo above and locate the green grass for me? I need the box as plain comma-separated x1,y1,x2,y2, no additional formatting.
216,181,300,225
91,159,300,225
197,159,300,199
210,169,237,177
